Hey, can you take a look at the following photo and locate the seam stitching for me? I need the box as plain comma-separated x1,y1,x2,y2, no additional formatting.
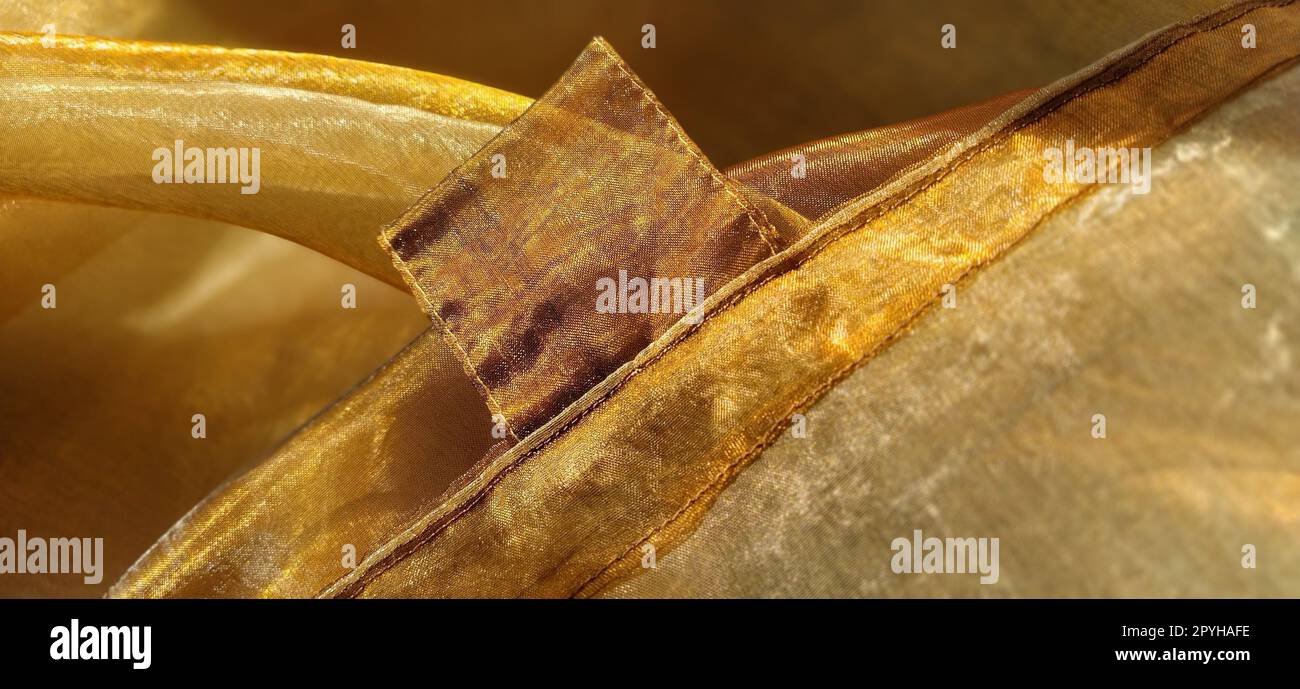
330,0,1289,597
567,1,1297,596
568,0,1293,595
592,38,780,256
572,184,1100,596
380,228,521,442
375,36,779,445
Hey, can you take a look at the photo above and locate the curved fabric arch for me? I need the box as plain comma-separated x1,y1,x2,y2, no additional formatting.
0,32,530,285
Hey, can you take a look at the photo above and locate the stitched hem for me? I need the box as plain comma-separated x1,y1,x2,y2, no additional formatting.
378,227,521,442
589,38,782,257
571,5,1300,596
375,36,779,443
323,0,1295,599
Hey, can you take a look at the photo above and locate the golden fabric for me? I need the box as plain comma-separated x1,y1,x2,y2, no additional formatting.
2,0,1295,600
610,62,1300,598
0,3,519,596
724,89,1033,222
0,32,519,286
319,1,1300,598
108,328,496,597
382,39,785,438
0,206,432,598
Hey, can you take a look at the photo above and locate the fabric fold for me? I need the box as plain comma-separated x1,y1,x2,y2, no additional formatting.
381,38,783,438
0,32,524,287
724,88,1033,222
324,0,1300,598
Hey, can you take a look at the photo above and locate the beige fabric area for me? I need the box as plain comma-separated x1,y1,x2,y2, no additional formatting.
608,65,1300,598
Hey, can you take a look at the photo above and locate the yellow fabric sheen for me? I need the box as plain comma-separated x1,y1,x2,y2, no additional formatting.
0,14,515,596
97,33,999,598
3,0,1225,168
0,204,433,597
382,38,784,440
724,88,1033,222
608,62,1300,597
0,33,522,286
108,327,495,598
0,33,532,126
320,1,1300,598
7,0,1285,600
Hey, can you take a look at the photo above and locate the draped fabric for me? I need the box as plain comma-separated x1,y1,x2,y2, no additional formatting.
2,0,1296,598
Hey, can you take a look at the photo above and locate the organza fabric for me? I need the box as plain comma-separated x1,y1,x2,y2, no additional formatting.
1,0,1294,598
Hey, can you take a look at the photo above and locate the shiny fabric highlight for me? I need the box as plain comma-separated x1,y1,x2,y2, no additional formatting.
3,0,1292,601
320,1,1300,598
382,38,783,438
